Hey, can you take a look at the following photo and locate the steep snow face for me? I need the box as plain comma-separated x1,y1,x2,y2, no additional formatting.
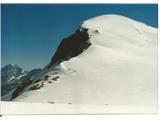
14,15,157,110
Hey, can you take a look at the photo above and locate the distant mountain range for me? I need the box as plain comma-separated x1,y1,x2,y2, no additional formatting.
1,64,42,100
1,64,28,86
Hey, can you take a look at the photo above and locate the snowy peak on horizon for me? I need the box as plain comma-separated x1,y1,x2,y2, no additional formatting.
1,64,28,84
82,14,157,30
81,14,157,46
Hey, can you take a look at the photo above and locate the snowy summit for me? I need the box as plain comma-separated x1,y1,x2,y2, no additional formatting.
11,14,157,112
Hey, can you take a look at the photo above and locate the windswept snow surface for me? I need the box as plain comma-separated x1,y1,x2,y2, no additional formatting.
11,15,157,113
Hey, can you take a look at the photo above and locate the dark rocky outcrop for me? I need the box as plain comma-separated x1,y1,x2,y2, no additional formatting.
48,28,91,68
11,80,32,100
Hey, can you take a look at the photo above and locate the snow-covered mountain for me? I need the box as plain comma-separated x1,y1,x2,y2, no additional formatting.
13,15,157,110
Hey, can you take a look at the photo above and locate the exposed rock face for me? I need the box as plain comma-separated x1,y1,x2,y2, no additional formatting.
48,28,91,67
11,80,32,100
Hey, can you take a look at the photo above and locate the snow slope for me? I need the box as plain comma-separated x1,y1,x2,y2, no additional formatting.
12,15,157,112
1,101,156,114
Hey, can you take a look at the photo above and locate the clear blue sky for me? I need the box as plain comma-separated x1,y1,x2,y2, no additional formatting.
1,4,158,70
